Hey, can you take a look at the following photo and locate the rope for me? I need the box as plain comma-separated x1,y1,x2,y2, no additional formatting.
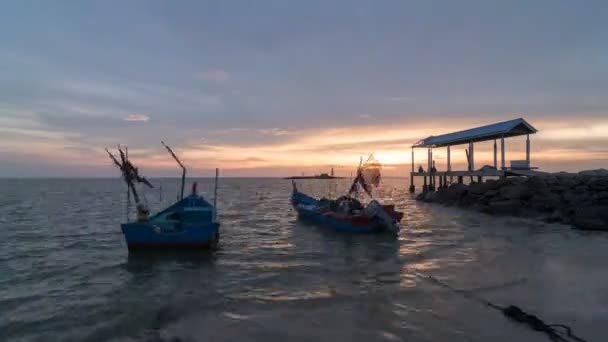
412,270,589,342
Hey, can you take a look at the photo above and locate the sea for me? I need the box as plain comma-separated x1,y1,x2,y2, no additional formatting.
0,178,606,342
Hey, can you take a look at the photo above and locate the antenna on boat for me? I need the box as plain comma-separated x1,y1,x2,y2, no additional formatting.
161,141,186,200
213,168,219,221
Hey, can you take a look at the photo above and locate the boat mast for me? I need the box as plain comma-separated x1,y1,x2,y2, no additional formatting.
106,147,141,204
161,141,186,200
213,168,219,221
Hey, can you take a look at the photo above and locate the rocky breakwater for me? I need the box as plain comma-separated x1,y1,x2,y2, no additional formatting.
416,169,608,231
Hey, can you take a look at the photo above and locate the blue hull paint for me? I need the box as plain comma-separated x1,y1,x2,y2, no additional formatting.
291,191,382,234
121,222,219,250
295,207,380,234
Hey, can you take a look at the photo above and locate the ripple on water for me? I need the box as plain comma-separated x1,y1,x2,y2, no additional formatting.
0,178,607,341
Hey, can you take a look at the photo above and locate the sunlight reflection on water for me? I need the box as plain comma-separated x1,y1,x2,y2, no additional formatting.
0,178,606,341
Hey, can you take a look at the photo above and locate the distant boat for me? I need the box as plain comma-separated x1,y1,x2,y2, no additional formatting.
106,142,220,251
284,168,344,179
290,155,403,235
284,173,344,180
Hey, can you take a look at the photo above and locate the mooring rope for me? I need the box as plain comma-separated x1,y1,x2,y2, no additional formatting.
412,270,590,342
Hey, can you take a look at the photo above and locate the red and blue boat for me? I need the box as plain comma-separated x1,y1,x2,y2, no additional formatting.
290,155,403,235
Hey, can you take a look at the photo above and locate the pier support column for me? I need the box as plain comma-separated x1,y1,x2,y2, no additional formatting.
477,175,482,184
469,142,475,171
409,148,415,192
526,134,530,167
501,135,505,170
430,160,436,191
427,148,432,175
447,145,453,183
493,139,497,169
447,145,451,172
458,176,463,184
423,175,428,193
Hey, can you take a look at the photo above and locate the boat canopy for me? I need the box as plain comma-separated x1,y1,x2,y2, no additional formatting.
153,194,213,217
413,118,537,148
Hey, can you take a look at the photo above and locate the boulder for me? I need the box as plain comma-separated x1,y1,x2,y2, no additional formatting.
544,209,565,223
528,192,562,213
578,169,608,177
485,198,522,216
438,183,467,205
499,183,530,200
563,190,591,205
572,205,608,231
483,189,499,198
424,191,440,202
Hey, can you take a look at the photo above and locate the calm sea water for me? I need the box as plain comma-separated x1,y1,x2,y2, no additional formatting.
0,178,606,342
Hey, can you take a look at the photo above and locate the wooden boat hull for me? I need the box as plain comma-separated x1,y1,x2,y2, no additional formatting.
121,222,220,250
294,207,384,233
291,191,401,234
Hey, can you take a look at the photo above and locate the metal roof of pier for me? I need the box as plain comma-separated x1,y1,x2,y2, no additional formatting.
413,118,537,148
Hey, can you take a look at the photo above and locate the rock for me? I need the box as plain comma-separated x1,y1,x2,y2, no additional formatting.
485,198,522,215
545,209,565,223
424,191,439,202
563,190,591,205
414,174,608,232
437,183,467,205
499,183,530,200
484,189,499,198
528,193,562,213
460,192,484,207
527,176,548,192
468,183,487,195
572,205,608,231
578,168,608,177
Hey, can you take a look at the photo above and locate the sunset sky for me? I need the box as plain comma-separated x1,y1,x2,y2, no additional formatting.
1,1,607,177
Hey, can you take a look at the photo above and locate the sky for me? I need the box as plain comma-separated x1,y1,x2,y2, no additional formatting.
0,0,607,177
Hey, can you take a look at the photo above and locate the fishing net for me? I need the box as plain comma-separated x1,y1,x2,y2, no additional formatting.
348,154,382,197
361,154,382,188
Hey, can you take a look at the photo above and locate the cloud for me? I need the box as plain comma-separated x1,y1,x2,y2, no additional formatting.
359,114,371,119
124,113,150,122
245,157,267,162
197,70,230,82
257,128,294,136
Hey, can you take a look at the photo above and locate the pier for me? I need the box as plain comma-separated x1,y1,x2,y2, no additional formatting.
409,118,538,192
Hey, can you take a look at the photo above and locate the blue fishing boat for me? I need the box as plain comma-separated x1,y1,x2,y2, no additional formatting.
107,142,220,251
290,155,403,235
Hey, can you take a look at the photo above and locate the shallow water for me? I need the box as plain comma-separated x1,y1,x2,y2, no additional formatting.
0,178,606,342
